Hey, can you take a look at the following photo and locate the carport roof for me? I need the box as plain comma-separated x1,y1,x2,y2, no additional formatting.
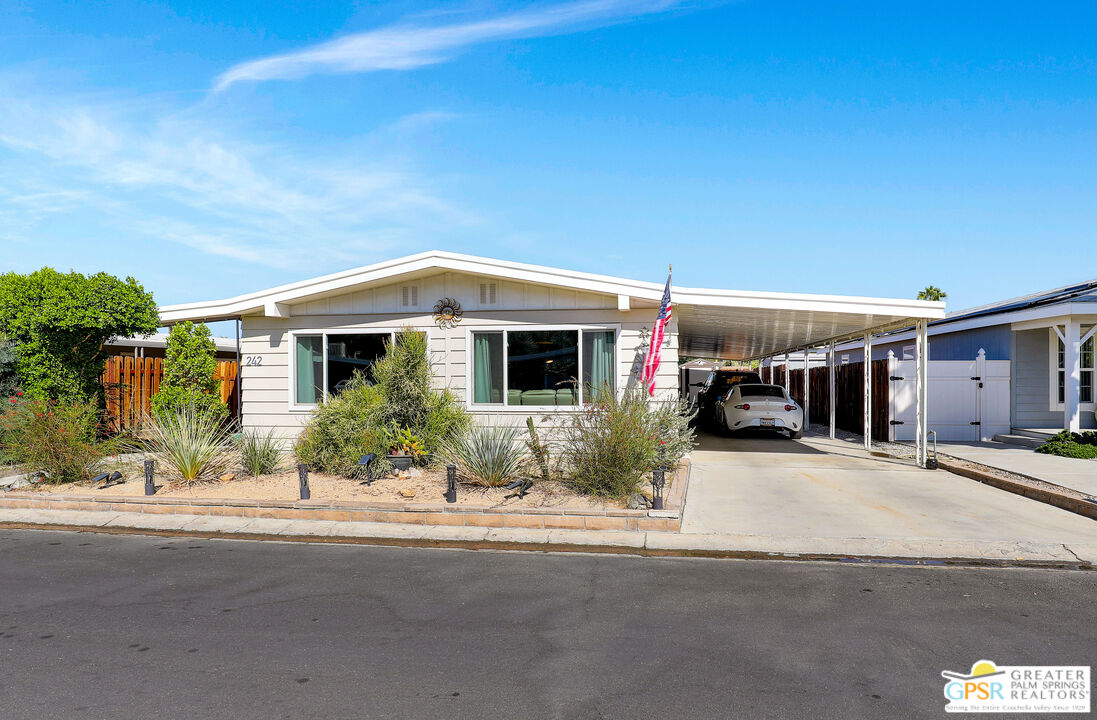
159,250,944,360
674,287,944,361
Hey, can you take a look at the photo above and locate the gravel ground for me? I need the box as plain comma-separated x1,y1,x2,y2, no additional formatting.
27,454,627,510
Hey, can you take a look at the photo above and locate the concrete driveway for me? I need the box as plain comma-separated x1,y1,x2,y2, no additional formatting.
681,430,1097,544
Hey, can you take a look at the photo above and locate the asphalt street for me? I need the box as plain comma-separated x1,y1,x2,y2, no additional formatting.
0,528,1094,719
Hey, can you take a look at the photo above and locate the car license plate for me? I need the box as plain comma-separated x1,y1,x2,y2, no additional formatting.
760,418,775,427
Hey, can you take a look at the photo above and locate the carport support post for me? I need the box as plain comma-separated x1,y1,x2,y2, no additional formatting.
863,333,872,452
802,350,810,429
915,319,929,468
827,341,836,440
783,354,790,392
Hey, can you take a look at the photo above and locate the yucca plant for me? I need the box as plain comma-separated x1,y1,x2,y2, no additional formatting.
238,428,283,476
441,424,529,487
140,407,234,486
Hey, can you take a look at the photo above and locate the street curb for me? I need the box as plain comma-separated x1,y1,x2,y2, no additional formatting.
937,458,1097,522
3,519,1093,571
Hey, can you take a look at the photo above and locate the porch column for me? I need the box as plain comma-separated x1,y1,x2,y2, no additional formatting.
915,320,928,467
803,349,811,431
828,340,836,440
863,333,873,452
1065,320,1082,432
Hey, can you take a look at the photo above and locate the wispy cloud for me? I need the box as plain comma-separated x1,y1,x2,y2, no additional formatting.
0,93,475,270
214,0,682,90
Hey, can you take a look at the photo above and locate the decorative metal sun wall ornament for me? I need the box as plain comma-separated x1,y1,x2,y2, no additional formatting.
432,297,463,329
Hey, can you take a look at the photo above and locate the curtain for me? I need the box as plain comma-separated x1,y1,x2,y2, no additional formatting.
583,330,615,401
295,336,322,404
473,332,501,403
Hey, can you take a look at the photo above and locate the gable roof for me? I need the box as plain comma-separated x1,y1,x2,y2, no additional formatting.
937,277,1097,327
158,250,669,322
159,250,944,360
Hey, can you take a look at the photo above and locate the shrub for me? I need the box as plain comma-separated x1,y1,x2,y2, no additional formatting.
140,407,234,486
238,428,283,476
557,385,696,499
294,377,394,475
441,424,528,487
1,395,113,483
391,427,427,459
0,268,158,401
1035,430,1097,459
294,329,469,474
151,321,228,421
371,328,469,453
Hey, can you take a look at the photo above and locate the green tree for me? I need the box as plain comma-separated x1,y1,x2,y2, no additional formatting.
917,285,947,301
151,321,228,420
0,269,159,401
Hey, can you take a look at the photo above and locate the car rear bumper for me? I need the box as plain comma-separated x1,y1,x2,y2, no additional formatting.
726,414,803,431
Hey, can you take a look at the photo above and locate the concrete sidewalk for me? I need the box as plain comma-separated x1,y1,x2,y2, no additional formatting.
3,507,1095,569
937,441,1097,497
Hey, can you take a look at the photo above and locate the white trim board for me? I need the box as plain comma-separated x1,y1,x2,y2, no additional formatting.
160,250,943,325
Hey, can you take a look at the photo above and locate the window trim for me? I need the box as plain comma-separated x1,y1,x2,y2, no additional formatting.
464,324,620,411
288,328,424,412
1048,326,1096,412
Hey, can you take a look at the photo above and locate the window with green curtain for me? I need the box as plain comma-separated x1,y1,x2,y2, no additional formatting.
295,335,324,405
473,332,503,403
582,330,615,402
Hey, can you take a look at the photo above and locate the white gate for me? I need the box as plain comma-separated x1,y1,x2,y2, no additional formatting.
889,349,1010,442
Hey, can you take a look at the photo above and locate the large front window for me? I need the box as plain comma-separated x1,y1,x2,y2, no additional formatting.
293,331,395,407
1054,328,1095,406
471,328,615,406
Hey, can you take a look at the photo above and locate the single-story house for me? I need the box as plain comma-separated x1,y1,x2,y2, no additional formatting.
830,278,1097,435
158,251,943,461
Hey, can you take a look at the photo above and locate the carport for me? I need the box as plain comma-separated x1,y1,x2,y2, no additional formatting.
672,286,945,467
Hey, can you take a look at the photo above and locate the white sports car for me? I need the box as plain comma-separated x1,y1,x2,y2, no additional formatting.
716,383,804,439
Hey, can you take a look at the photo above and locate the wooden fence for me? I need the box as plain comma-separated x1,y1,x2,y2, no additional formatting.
763,360,889,441
101,356,238,432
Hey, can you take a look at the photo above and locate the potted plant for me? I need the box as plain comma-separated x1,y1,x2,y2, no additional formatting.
389,427,426,471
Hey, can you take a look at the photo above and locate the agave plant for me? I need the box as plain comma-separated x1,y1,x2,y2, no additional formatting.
441,424,529,487
238,428,283,476
141,407,234,486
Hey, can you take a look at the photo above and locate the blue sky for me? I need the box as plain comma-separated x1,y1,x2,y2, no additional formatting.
1,0,1095,320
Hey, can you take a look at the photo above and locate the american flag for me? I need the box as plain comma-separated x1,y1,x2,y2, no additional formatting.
642,271,672,396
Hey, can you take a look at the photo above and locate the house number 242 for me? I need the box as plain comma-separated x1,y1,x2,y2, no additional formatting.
244,356,263,366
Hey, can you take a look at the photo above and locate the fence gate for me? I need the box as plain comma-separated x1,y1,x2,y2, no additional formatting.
889,349,1010,442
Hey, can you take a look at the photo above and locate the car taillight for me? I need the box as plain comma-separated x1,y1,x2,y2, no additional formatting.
735,403,750,410
785,404,793,412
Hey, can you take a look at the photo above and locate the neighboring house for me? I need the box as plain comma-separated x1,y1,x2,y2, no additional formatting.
106,333,238,360
836,279,1097,434
158,251,942,443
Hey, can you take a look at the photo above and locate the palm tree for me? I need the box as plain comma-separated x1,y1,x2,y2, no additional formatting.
918,285,947,301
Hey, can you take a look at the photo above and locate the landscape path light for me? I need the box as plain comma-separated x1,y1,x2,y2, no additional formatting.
651,467,666,510
358,453,377,485
297,464,310,500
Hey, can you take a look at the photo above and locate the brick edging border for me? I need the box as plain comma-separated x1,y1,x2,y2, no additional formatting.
938,458,1097,521
0,459,691,533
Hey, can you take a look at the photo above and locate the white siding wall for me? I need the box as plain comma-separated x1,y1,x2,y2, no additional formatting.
238,271,679,441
